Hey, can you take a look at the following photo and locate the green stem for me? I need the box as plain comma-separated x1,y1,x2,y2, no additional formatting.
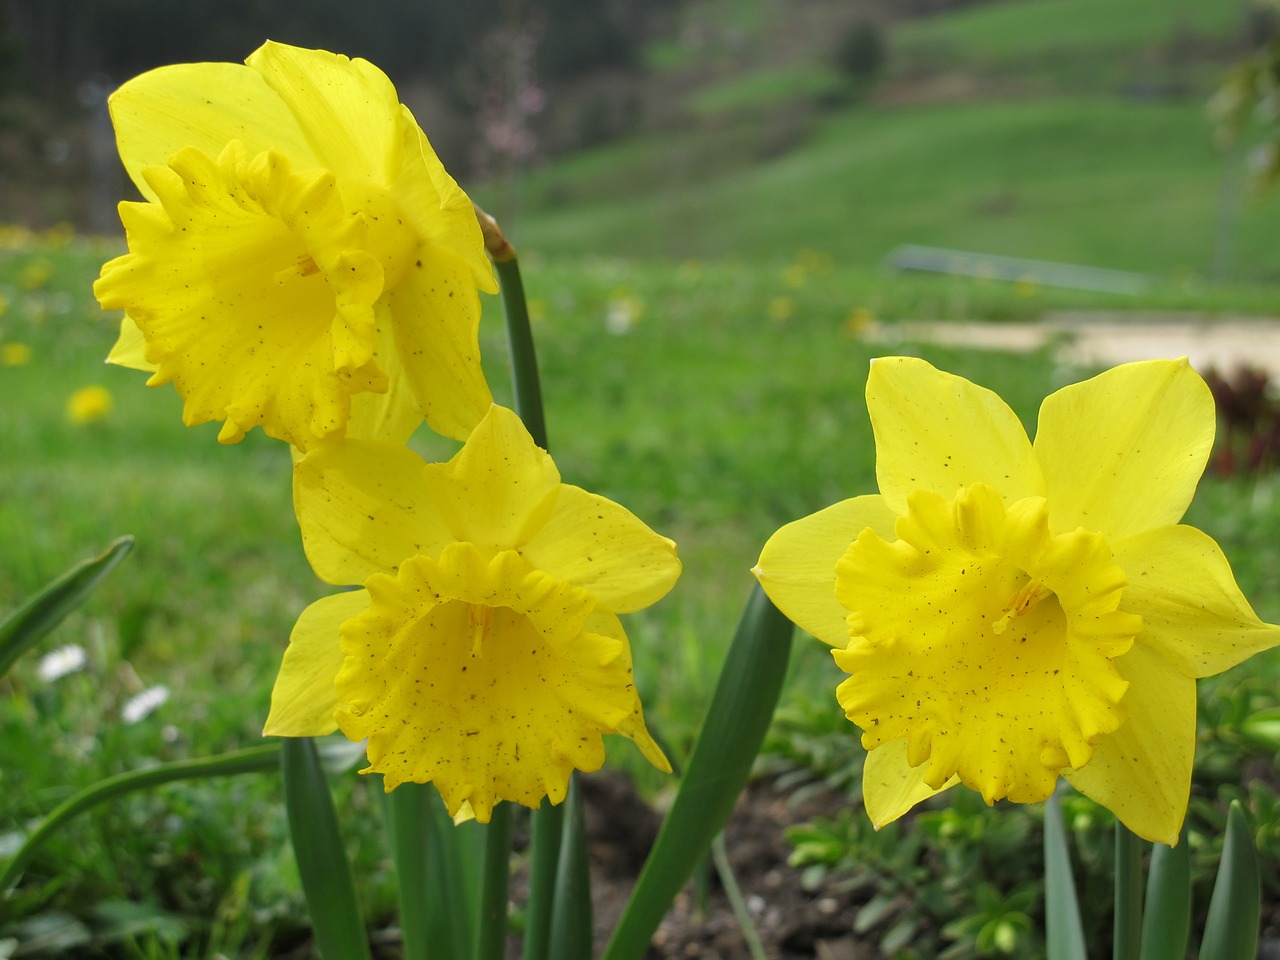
522,800,564,960
0,743,279,898
548,776,592,960
384,782,433,960
494,254,547,450
281,738,372,960
477,802,514,960
1113,820,1144,960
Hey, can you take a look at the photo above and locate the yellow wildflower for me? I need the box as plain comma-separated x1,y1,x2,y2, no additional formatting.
94,41,496,451
754,357,1280,843
67,385,114,423
2,343,31,366
265,405,681,822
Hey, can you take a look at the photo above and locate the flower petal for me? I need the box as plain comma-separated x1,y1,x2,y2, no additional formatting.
344,302,425,445
394,110,497,294
862,738,958,828
423,405,559,548
336,545,666,822
867,357,1043,514
246,41,403,188
294,440,453,584
387,250,492,441
107,60,313,202
1063,640,1194,845
104,315,156,372
264,590,370,737
1034,358,1214,540
1115,524,1280,678
521,484,681,613
753,495,898,647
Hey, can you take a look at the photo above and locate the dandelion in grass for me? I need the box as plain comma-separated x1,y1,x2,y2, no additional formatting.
754,357,1280,843
265,404,681,822
66,385,113,424
2,343,30,367
94,41,497,451
19,260,52,291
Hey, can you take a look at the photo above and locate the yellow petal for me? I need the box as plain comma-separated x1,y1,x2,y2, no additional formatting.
246,41,403,189
107,60,314,202
387,251,493,441
94,144,388,450
394,110,497,294
1034,358,1214,540
862,738,958,828
336,545,667,822
264,590,370,737
753,495,898,648
867,357,1044,515
104,315,156,372
1115,524,1280,678
521,484,681,614
293,439,453,584
1064,640,1194,844
344,302,425,445
423,405,559,548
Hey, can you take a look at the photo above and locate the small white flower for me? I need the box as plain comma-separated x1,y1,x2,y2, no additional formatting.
121,685,170,724
36,644,86,683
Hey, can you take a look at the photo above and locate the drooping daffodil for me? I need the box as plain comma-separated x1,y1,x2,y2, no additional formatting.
265,404,681,822
754,357,1280,844
94,41,496,450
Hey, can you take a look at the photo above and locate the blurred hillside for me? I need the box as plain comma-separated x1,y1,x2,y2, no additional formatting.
2,0,1277,281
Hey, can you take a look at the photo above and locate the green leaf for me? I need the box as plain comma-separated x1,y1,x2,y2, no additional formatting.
382,784,433,960
522,800,565,960
548,777,592,960
1044,790,1088,960
600,585,794,960
1198,801,1259,960
0,536,133,678
280,737,372,960
477,802,515,960
1140,827,1190,960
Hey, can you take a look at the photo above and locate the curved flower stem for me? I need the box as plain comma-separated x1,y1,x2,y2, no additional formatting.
281,737,373,960
0,742,278,898
479,203,564,960
711,833,767,960
477,802,514,960
1113,820,1144,960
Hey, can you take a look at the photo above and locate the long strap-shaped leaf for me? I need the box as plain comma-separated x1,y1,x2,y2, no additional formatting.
0,535,133,678
1044,789,1088,960
281,737,373,960
1139,826,1189,960
1198,801,1259,960
600,586,793,960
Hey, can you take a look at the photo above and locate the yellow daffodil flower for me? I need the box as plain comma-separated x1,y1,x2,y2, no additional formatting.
94,41,496,450
265,404,681,822
754,357,1280,843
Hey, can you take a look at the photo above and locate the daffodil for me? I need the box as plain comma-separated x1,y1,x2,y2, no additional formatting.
754,357,1280,843
94,41,496,450
265,404,680,821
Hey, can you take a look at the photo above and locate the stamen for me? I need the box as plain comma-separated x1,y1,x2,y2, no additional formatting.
272,255,321,284
992,579,1049,635
468,603,494,656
